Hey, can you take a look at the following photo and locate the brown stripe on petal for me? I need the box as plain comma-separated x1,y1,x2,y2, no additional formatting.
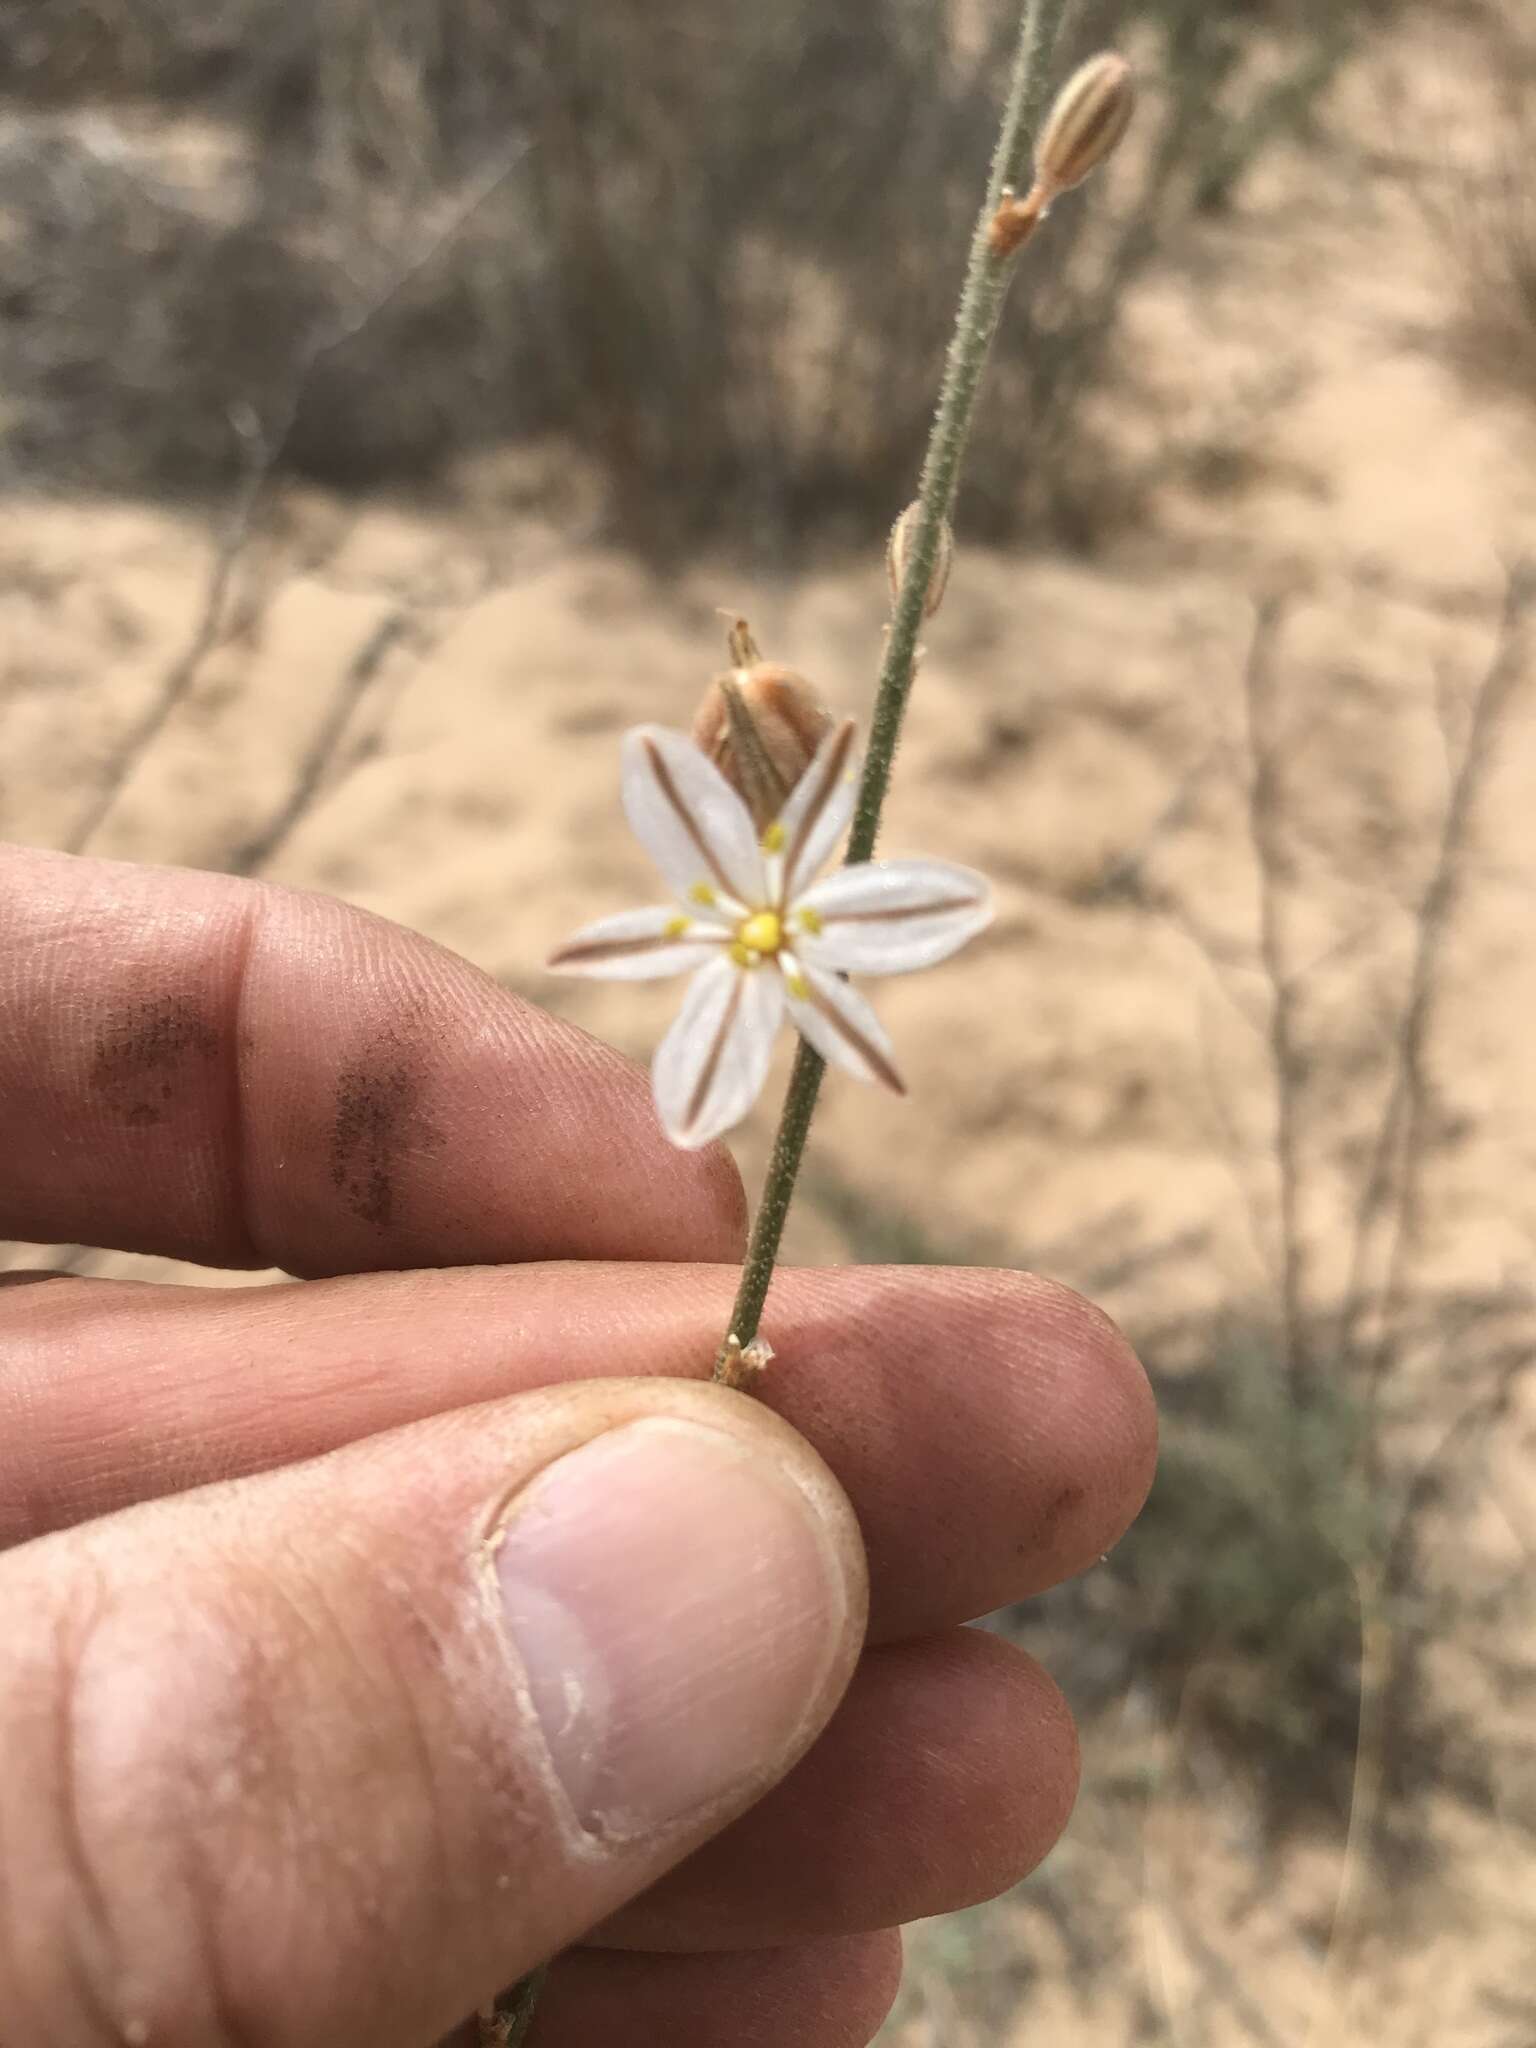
784,719,856,891
548,930,719,967
802,979,905,1095
686,972,745,1132
644,737,739,898
818,894,979,925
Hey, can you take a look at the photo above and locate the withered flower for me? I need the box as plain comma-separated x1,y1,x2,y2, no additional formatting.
691,617,833,832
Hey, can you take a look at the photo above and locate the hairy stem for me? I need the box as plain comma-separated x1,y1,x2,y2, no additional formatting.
713,0,1073,1378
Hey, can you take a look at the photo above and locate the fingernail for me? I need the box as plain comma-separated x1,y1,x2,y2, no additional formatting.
493,1417,852,1839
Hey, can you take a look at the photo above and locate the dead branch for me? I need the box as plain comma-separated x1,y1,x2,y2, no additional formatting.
1238,593,1312,1400
1340,562,1534,1399
1157,896,1270,1032
1085,740,1224,905
226,611,413,877
1159,1896,1290,2048
63,141,529,859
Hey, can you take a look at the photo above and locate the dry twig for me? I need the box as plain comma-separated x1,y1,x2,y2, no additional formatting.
1340,562,1534,1401
1237,594,1313,1400
64,143,529,858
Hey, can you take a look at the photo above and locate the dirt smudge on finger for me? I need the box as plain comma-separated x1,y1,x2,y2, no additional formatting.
91,993,220,1127
329,1027,447,1229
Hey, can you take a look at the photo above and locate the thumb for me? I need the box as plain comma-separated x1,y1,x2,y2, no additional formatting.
0,1377,866,2048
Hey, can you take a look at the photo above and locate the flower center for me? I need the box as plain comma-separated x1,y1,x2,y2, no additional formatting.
736,910,783,957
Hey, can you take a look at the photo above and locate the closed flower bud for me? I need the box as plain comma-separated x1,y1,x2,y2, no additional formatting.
691,618,834,831
1034,52,1134,197
887,503,954,619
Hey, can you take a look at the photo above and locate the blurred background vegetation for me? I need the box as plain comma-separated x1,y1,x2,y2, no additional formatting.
3,0,1536,2042
3,0,1403,551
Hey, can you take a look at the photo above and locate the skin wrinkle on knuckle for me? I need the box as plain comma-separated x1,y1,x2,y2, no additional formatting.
203,1547,489,2047
264,1508,551,2007
0,1324,56,1551
219,889,265,1273
0,1577,214,2048
0,1553,345,2048
0,1580,122,2048
290,1540,466,1926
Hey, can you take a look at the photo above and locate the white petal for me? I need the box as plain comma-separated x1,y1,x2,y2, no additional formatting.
794,859,993,974
652,956,785,1148
547,906,729,981
773,718,862,899
622,725,765,912
781,957,905,1094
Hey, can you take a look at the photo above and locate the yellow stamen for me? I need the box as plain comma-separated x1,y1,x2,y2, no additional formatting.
787,971,809,1000
798,906,823,935
663,914,691,938
762,820,786,854
729,941,758,969
737,911,782,955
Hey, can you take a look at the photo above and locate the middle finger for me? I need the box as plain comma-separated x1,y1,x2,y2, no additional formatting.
0,1261,1155,1640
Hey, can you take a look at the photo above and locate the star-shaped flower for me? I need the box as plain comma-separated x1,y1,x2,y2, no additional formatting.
548,718,993,1148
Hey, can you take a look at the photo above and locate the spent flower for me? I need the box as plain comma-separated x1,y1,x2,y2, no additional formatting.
549,719,992,1148
691,617,833,831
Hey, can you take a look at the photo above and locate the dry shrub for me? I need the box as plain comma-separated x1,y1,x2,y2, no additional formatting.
817,574,1534,1842
1421,4,1536,401
1,0,1388,551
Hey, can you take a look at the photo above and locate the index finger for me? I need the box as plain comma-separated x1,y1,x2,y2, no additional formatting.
0,844,744,1273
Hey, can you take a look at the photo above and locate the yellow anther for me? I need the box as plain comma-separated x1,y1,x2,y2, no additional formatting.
688,882,717,907
787,971,809,1000
729,941,758,969
737,911,782,955
663,914,691,939
798,906,823,935
762,820,786,854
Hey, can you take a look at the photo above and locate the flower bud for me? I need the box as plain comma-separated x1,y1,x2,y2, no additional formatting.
1034,52,1134,197
886,502,954,619
692,617,833,831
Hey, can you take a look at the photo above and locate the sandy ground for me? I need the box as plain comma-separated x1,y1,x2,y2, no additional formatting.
4,14,1536,2044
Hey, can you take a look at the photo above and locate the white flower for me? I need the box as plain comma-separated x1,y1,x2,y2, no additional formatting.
548,718,993,1149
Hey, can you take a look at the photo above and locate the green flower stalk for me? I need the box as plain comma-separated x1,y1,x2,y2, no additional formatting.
714,0,1131,1383
505,4,1133,2034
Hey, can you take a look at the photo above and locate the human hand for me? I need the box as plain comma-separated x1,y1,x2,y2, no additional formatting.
0,843,1156,2047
